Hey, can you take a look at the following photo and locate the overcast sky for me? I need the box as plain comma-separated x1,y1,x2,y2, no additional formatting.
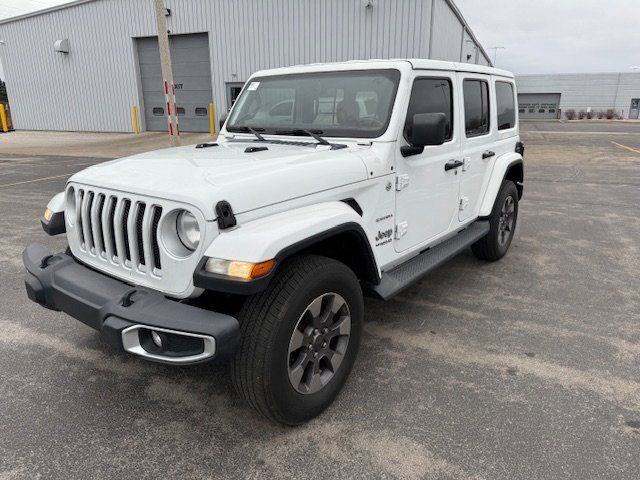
457,0,640,74
1,0,640,79
0,0,66,21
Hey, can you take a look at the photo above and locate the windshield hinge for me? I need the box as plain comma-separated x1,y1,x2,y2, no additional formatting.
215,201,237,230
396,174,410,191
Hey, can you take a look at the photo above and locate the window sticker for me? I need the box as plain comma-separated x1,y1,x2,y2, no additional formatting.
248,82,260,91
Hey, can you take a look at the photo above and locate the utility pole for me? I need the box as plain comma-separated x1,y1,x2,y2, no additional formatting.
487,46,505,66
152,0,179,146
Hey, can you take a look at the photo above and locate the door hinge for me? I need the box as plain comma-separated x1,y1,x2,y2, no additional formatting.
395,221,409,239
459,196,469,211
395,174,410,191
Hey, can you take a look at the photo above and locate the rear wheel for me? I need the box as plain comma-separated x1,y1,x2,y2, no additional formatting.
472,180,519,261
230,254,363,425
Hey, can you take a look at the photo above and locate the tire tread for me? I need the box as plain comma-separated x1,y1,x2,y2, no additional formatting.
231,255,349,424
471,180,518,261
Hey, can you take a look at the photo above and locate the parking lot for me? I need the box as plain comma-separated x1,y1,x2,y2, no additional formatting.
1,121,639,479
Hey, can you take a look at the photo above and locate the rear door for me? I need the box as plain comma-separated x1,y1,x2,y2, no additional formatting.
458,74,495,222
394,72,461,253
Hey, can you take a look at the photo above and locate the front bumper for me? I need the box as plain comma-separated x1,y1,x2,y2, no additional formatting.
23,244,239,365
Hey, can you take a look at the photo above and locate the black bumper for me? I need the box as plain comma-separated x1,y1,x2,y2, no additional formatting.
23,243,239,364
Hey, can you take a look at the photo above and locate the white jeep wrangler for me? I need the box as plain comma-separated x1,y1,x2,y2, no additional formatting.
25,59,523,424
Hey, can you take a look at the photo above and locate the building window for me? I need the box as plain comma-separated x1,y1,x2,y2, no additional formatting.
405,77,454,141
529,108,534,114
519,108,525,114
195,107,207,116
463,79,490,137
495,81,515,130
549,108,556,113
538,108,545,113
176,107,185,116
153,107,164,116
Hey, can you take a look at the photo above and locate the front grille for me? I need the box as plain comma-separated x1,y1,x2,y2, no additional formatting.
74,187,163,275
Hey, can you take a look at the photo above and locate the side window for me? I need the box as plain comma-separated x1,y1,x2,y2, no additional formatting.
495,81,515,130
405,78,453,141
463,79,490,137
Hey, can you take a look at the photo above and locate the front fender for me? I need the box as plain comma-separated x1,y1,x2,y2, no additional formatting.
42,192,66,236
194,201,378,294
203,201,369,263
478,153,523,217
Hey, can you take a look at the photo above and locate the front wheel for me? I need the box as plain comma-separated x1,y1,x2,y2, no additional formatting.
230,254,363,425
472,180,519,261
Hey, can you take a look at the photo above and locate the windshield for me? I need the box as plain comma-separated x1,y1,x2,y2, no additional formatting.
226,69,401,138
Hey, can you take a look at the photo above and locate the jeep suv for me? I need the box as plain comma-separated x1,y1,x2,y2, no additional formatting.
24,59,524,424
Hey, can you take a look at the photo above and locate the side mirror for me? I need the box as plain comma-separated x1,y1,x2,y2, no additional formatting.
409,113,447,147
402,113,447,157
219,112,229,130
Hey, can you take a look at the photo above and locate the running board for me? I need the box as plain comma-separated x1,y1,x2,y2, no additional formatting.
369,221,490,300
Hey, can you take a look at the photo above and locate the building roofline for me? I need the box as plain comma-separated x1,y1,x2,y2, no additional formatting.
0,0,97,25
445,0,493,67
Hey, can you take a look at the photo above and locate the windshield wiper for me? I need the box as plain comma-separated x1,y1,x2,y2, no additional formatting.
232,125,266,141
303,129,330,146
274,129,333,147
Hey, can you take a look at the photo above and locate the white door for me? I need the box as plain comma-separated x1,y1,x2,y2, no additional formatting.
394,73,461,253
458,74,496,222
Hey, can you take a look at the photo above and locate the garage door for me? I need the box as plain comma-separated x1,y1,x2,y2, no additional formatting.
518,93,561,119
137,33,212,132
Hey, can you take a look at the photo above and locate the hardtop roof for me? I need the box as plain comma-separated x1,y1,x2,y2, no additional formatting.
251,59,514,79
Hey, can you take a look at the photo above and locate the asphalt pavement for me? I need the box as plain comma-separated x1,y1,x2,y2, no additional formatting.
0,121,639,479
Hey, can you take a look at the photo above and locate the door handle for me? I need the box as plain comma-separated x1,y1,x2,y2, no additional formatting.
482,150,495,159
444,160,464,171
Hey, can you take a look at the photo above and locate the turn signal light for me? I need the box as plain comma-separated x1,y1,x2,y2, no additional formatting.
43,208,53,222
204,258,276,280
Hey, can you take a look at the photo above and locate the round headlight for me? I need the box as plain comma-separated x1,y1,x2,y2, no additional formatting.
176,210,200,251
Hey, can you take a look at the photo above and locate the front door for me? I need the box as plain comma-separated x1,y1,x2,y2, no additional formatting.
394,73,461,253
458,74,495,222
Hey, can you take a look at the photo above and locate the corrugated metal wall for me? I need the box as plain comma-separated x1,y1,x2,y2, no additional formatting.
517,73,640,119
429,0,463,61
0,0,490,132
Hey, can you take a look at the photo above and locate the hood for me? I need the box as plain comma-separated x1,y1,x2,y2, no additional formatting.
69,139,370,220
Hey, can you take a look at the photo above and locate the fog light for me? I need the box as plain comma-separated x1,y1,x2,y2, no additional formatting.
43,208,53,222
151,330,164,349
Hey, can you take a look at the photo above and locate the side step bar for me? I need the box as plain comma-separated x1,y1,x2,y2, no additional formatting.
369,221,490,300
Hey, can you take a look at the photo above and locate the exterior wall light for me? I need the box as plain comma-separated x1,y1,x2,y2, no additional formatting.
54,38,69,53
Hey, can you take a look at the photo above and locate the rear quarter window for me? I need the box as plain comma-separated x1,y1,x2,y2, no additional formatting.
496,81,516,130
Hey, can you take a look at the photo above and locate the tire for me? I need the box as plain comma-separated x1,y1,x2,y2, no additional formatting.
471,180,519,261
230,254,364,425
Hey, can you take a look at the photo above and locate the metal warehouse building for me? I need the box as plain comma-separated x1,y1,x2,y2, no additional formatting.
516,72,640,120
0,0,491,133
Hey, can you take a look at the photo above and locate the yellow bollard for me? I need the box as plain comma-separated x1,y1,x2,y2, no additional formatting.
209,103,215,136
0,104,8,133
131,105,139,134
